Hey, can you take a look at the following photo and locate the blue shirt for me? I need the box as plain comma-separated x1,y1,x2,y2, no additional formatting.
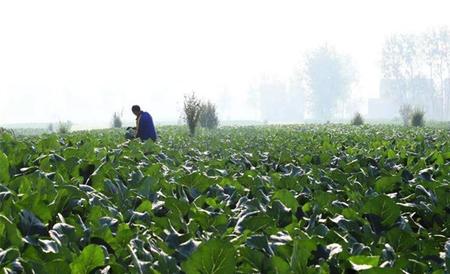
137,111,157,141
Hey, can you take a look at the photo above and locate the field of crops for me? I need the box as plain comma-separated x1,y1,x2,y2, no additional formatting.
0,125,449,273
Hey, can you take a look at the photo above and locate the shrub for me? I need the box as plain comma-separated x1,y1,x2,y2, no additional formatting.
0,127,12,135
183,92,202,136
199,101,219,129
399,104,413,126
411,108,425,127
57,121,72,134
112,112,123,128
351,112,364,126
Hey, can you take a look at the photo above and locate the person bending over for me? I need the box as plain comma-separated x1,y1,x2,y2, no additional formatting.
128,105,157,141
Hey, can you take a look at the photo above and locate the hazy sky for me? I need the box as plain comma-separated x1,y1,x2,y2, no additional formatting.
1,0,449,125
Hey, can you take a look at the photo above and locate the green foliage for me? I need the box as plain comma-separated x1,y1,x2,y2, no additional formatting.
48,123,54,133
351,112,364,126
0,152,10,183
399,104,413,126
70,244,105,274
182,239,236,274
411,108,425,127
183,92,202,136
199,101,219,129
0,125,448,273
303,45,356,120
57,121,72,134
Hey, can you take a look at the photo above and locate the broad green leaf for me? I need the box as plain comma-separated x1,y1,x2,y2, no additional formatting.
362,195,400,226
0,215,23,248
360,267,403,274
45,259,71,274
182,239,236,274
272,256,290,274
290,239,316,273
348,256,380,271
375,176,401,193
70,244,105,274
272,189,299,212
0,152,10,183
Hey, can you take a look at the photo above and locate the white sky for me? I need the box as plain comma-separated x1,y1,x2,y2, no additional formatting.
1,0,449,125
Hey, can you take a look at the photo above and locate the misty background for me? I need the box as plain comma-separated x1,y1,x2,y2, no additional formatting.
1,0,449,129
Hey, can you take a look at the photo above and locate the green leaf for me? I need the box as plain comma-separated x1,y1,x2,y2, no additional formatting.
360,268,403,274
271,256,290,274
235,214,274,233
272,189,299,212
70,244,105,274
0,248,20,266
0,215,23,248
375,176,401,193
182,239,236,274
0,152,10,183
290,239,316,273
45,260,71,274
362,195,400,226
348,256,380,271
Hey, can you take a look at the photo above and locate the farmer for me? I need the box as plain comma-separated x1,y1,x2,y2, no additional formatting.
127,105,157,141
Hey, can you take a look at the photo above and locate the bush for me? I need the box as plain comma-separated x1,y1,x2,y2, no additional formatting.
0,127,13,135
199,101,219,129
399,104,413,126
57,121,72,134
351,112,364,126
183,92,202,136
112,112,123,128
411,108,425,127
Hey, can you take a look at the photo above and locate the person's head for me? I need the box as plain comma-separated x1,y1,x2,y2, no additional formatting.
131,105,141,116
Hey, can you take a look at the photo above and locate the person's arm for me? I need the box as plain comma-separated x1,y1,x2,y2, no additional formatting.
135,115,141,138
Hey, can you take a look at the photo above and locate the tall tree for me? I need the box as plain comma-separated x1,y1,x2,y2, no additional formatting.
381,34,421,103
303,45,356,120
421,27,450,119
248,76,289,122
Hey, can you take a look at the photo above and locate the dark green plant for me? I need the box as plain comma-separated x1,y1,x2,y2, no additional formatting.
411,108,425,127
399,104,413,126
112,112,123,128
183,92,202,136
57,121,72,134
351,112,364,126
199,101,219,129
0,125,447,273
0,127,13,135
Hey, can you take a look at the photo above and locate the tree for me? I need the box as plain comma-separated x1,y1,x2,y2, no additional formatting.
399,104,413,126
183,92,202,136
248,76,288,122
411,108,425,127
421,27,450,119
381,34,420,103
303,45,356,120
248,75,305,123
57,121,72,134
112,112,122,128
199,101,219,129
380,28,450,120
351,112,364,126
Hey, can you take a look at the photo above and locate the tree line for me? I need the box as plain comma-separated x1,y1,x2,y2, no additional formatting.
381,27,450,120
